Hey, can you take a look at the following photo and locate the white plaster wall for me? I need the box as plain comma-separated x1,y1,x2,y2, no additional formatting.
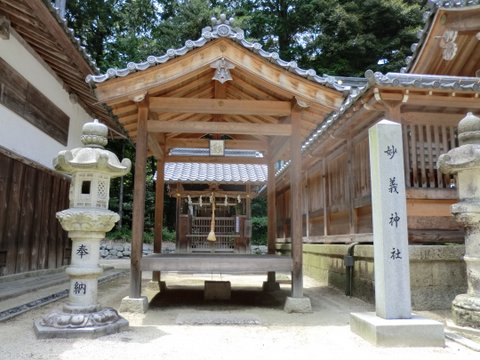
0,31,91,169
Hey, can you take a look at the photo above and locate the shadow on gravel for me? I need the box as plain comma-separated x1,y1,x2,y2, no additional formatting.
149,287,289,310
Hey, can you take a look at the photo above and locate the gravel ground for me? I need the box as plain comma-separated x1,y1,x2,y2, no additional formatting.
0,268,478,360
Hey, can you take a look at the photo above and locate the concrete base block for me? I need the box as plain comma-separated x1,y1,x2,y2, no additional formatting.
146,281,167,293
350,312,445,347
284,296,312,313
119,296,149,313
204,281,231,300
262,281,281,292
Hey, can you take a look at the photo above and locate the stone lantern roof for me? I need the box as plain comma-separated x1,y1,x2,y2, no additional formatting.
53,119,131,177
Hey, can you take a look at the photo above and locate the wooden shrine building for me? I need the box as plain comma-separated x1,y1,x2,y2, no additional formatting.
164,148,267,254
88,2,480,310
87,15,361,304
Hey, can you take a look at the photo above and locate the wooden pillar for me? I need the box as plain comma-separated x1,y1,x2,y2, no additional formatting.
175,194,181,247
323,159,329,236
246,184,252,219
152,157,164,282
304,173,309,239
347,138,357,234
130,99,149,298
267,157,277,283
290,107,303,298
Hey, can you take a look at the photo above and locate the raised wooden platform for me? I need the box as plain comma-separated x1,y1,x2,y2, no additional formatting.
140,254,293,273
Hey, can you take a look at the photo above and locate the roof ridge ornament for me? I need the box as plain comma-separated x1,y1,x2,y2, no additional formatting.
202,14,244,40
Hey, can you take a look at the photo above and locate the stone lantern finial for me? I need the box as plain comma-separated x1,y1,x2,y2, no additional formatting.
81,119,108,148
458,112,480,146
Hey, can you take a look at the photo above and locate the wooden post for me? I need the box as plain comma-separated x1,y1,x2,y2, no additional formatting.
323,159,329,236
130,99,148,298
246,184,252,219
267,157,277,284
152,157,164,283
175,194,181,248
290,107,303,298
347,137,357,234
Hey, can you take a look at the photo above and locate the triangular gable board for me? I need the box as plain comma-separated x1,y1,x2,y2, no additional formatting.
91,38,344,111
407,2,480,76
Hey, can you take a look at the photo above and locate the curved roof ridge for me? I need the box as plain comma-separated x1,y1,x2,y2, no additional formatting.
85,14,361,92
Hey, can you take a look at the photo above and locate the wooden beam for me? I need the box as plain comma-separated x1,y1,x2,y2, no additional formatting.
130,99,149,298
269,137,290,163
213,81,226,122
170,189,258,198
379,92,480,109
150,97,292,116
408,94,480,109
140,254,292,272
148,134,164,159
148,120,292,136
290,107,304,298
402,111,465,126
165,138,267,151
443,9,480,32
165,155,267,164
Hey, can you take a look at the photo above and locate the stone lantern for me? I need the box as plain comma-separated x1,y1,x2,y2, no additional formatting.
437,112,480,329
34,119,131,338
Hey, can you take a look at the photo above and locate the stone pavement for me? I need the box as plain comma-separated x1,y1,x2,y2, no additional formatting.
0,259,480,356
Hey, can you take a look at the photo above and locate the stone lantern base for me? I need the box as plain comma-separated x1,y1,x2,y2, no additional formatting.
33,306,128,339
452,294,480,329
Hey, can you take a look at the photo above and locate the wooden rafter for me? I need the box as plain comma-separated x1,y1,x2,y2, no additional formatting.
147,120,292,136
149,97,292,116
165,138,267,151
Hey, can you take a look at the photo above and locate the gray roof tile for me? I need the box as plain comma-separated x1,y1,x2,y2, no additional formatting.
164,162,267,183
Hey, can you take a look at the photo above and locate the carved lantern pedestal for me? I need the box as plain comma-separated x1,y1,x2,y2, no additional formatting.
438,112,480,329
34,119,131,338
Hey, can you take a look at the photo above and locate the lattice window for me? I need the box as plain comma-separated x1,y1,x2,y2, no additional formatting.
404,124,457,189
97,180,107,199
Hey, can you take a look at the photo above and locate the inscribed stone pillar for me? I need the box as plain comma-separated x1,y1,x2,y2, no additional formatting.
438,112,480,329
350,120,444,347
369,120,412,319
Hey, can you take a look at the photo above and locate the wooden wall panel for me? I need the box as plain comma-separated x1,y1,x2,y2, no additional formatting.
352,136,370,201
327,151,349,213
0,57,69,145
0,149,70,276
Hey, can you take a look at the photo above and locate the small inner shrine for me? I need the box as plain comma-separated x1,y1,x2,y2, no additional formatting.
170,182,258,253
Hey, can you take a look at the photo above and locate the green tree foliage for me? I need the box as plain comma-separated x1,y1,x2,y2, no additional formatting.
234,0,424,76
63,0,425,74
